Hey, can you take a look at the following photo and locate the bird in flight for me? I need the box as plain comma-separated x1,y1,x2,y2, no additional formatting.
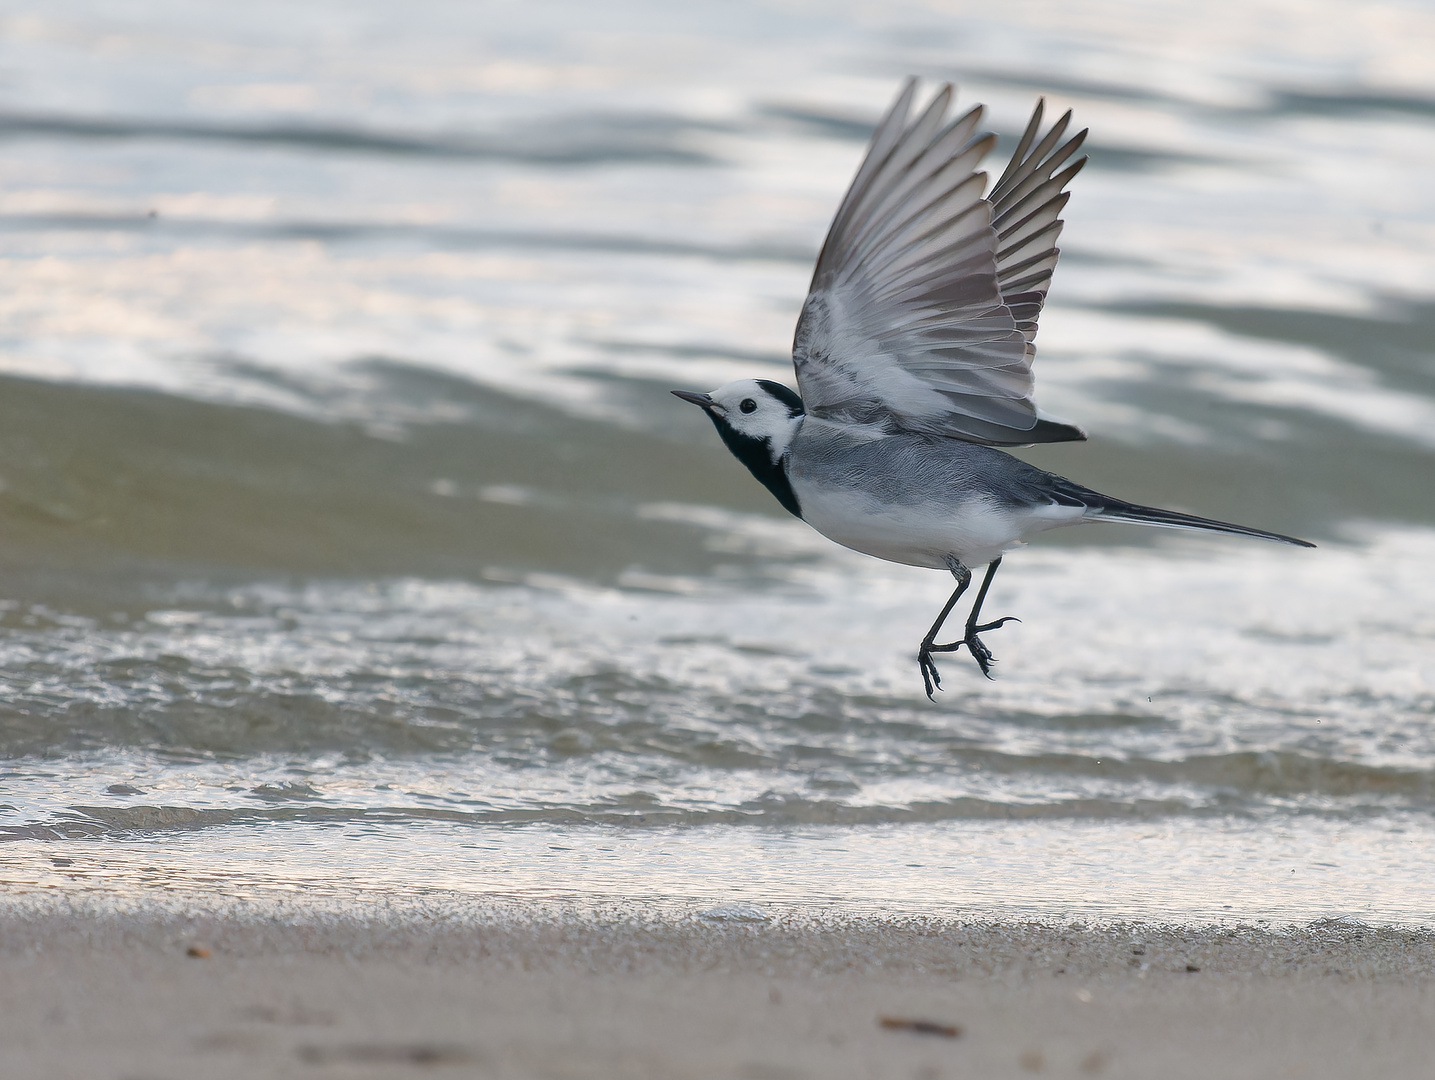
673,80,1313,698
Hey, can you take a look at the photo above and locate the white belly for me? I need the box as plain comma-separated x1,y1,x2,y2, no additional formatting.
793,480,1086,569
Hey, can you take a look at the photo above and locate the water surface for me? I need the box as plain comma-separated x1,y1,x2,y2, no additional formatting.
0,0,1433,924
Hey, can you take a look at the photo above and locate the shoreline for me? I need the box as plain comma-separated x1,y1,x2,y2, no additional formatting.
6,813,1434,928
4,895,1434,1078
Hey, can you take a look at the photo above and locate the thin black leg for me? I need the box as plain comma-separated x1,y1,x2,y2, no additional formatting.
917,563,971,700
917,556,1020,696
958,557,1020,678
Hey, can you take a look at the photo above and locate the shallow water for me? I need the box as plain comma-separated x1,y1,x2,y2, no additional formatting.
0,0,1433,924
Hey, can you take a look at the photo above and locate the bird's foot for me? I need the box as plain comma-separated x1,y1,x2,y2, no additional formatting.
962,616,1019,679
917,616,1019,697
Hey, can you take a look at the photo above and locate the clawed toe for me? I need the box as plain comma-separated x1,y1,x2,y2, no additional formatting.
966,613,1018,678
916,612,1017,692
973,615,1020,634
918,638,967,698
918,650,943,700
963,631,996,678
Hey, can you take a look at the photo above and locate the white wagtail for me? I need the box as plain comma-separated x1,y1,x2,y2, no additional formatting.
673,79,1314,698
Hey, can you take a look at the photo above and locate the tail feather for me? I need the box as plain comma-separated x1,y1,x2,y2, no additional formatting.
1088,499,1315,548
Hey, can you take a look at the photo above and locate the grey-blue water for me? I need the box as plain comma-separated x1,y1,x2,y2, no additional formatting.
1,0,1433,924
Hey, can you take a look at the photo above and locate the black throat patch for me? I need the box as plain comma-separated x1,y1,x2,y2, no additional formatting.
706,415,803,519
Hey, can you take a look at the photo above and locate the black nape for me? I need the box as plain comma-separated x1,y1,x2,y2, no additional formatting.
756,380,805,417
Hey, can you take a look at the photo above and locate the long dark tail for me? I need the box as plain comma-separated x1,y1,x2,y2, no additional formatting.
1088,498,1315,548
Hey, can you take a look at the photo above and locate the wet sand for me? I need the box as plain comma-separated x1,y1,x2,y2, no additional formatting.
2,898,1433,1079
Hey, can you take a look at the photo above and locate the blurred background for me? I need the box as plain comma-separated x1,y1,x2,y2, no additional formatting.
0,0,1432,921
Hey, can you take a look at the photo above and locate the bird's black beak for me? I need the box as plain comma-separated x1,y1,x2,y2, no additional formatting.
671,389,715,409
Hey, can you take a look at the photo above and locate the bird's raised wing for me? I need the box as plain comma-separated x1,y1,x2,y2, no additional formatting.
792,80,1087,446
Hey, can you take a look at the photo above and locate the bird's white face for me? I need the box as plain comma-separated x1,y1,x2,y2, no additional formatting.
673,377,807,517
691,379,805,458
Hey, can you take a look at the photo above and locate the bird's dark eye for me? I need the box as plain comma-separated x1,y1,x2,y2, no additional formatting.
739,398,757,413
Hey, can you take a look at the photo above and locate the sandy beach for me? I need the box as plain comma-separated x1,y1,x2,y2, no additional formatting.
3,897,1433,1080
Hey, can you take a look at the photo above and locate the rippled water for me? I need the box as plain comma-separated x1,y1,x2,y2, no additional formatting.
1,0,1433,922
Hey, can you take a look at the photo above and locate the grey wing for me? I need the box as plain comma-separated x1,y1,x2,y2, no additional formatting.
792,79,1088,446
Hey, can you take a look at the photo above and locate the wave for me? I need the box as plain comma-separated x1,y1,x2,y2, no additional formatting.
0,213,813,265
0,796,1278,842
0,110,722,165
0,366,795,591
3,771,1424,842
1099,298,1435,399
5,345,1417,610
